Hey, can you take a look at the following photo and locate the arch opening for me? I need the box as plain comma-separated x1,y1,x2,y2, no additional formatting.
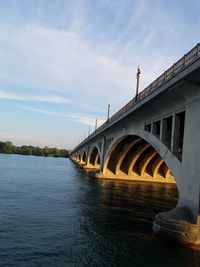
89,146,100,169
95,155,100,167
104,135,175,183
82,150,87,163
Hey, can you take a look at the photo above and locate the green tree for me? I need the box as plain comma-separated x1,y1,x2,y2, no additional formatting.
0,140,69,158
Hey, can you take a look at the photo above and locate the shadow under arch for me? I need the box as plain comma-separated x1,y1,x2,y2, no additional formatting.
103,134,180,190
81,149,87,163
88,145,101,168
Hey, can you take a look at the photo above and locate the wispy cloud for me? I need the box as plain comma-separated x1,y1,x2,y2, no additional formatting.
16,105,105,127
0,23,135,110
0,90,70,104
70,115,104,127
0,10,193,114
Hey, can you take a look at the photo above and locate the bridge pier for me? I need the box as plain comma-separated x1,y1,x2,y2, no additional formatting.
153,207,200,245
153,97,200,245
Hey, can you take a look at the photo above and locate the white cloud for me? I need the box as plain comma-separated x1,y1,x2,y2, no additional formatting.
69,115,104,127
16,105,105,127
0,24,139,112
0,16,189,116
0,90,70,104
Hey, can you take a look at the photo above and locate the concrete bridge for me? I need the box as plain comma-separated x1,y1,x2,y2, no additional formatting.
70,43,200,245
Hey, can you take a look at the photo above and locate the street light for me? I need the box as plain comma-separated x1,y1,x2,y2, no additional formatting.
107,103,111,121
95,118,98,131
135,65,141,101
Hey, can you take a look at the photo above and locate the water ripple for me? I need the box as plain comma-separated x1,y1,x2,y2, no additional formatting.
0,155,200,266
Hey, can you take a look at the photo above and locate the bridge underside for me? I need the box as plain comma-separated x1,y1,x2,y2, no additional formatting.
96,135,175,184
73,135,176,184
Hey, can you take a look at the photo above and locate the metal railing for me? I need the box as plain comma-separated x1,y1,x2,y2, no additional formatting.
73,43,200,151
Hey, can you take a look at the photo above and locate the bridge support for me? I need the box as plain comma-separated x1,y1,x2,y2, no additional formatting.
153,97,200,246
153,207,200,245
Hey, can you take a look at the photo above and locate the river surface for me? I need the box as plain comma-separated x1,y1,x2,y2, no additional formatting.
0,154,200,266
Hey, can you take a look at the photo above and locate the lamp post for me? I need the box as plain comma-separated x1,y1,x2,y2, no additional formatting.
107,104,111,121
88,127,90,136
95,118,98,131
135,65,141,101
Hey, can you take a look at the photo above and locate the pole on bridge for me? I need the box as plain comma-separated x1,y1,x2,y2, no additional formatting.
107,104,111,122
135,65,141,101
95,118,98,131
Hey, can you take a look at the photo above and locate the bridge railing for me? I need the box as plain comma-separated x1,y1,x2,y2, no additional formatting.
73,43,200,151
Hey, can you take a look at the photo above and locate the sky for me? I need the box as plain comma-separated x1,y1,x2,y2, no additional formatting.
0,0,199,149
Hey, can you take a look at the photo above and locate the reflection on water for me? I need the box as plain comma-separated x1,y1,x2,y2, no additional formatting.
0,154,199,267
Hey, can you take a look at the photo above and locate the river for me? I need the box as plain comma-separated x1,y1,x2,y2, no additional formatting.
0,154,199,266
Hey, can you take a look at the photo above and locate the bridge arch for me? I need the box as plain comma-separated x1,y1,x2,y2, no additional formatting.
103,133,181,189
87,145,101,169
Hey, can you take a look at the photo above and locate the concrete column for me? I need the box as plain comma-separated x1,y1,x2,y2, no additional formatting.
153,98,200,245
172,111,185,158
150,122,153,134
161,115,172,149
85,146,91,167
100,135,106,173
159,119,163,141
170,113,176,151
178,99,200,223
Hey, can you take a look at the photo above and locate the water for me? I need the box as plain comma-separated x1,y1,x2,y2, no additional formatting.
0,154,200,267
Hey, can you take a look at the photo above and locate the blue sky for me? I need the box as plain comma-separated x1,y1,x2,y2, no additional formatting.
0,0,199,149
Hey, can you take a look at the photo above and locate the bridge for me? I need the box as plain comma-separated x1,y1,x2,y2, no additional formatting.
70,43,200,245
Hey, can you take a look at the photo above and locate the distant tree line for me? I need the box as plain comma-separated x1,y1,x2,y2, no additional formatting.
0,141,69,158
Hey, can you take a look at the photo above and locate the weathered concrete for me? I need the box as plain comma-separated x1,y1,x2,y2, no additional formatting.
153,207,200,245
70,44,200,245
